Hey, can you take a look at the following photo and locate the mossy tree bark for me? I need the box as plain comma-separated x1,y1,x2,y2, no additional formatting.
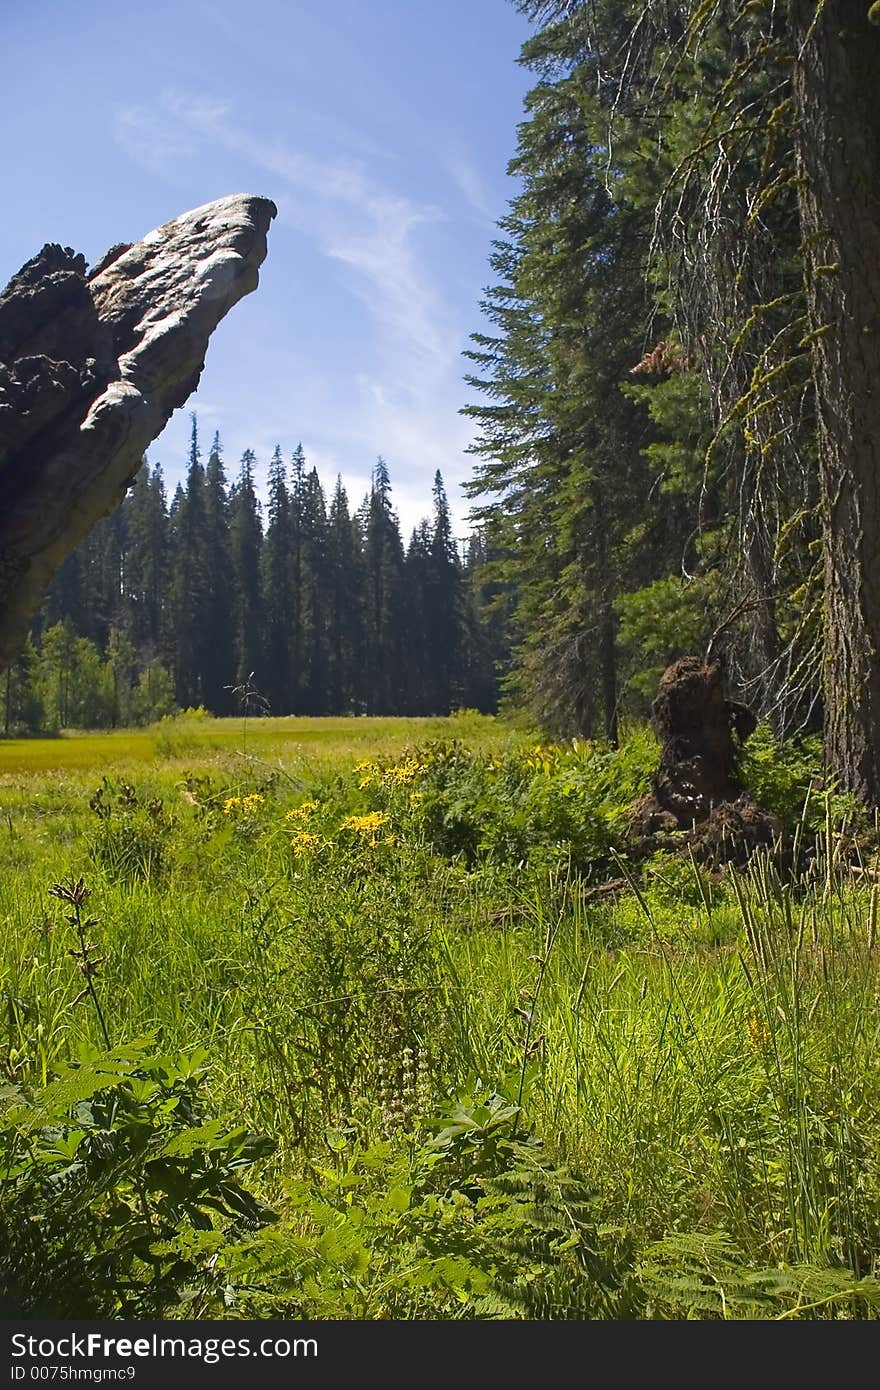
792,0,880,799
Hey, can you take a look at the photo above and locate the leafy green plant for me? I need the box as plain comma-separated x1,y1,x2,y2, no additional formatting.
741,725,862,833
220,1137,491,1319
423,1080,636,1318
0,1039,275,1317
48,875,111,1047
88,778,174,884
639,1232,880,1319
220,1081,635,1319
234,875,441,1141
347,732,657,876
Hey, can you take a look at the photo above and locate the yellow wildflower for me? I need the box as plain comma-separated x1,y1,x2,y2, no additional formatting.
340,811,390,835
384,757,422,785
285,801,319,821
291,831,322,854
745,1014,772,1050
225,793,264,816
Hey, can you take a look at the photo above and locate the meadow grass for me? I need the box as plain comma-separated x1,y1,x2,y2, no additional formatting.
0,709,509,774
2,715,879,1317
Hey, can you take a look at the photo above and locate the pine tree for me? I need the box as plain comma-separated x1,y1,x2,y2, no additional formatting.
201,432,235,713
164,482,185,696
288,443,306,711
262,445,294,713
167,416,210,706
458,530,504,713
362,458,406,714
464,45,652,738
124,461,168,661
403,520,433,714
426,470,461,713
42,547,87,643
229,448,264,695
299,467,329,714
325,477,363,714
42,508,127,651
3,637,42,734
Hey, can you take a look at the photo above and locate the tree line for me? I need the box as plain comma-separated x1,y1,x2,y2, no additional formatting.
3,419,502,732
464,0,880,798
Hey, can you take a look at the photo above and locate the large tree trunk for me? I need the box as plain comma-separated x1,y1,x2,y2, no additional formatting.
791,0,880,800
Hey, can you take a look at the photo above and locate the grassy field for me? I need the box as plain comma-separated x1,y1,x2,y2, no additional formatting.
0,711,510,774
2,712,880,1318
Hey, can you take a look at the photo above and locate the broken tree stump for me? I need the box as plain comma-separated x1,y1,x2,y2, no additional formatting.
629,656,780,865
0,194,276,670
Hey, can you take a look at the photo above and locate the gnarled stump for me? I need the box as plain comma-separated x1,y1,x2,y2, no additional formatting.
630,656,779,864
0,194,276,669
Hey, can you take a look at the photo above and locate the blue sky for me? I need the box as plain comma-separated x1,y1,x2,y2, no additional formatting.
2,0,534,536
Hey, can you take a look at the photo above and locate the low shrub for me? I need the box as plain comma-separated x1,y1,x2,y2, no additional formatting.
0,1040,275,1317
345,728,658,877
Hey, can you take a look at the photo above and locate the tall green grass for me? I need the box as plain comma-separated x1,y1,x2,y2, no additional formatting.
2,719,879,1317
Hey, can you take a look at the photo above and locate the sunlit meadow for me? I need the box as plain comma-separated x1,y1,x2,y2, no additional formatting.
2,712,880,1318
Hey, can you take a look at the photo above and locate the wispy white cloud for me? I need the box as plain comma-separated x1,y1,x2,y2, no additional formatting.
122,91,457,374
444,147,497,225
115,106,200,176
118,89,480,534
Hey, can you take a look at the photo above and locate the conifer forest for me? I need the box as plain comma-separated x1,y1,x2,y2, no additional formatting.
3,0,880,1327
6,429,498,732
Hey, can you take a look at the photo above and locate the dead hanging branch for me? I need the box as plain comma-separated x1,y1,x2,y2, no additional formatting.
705,594,778,664
516,0,824,732
609,0,821,732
